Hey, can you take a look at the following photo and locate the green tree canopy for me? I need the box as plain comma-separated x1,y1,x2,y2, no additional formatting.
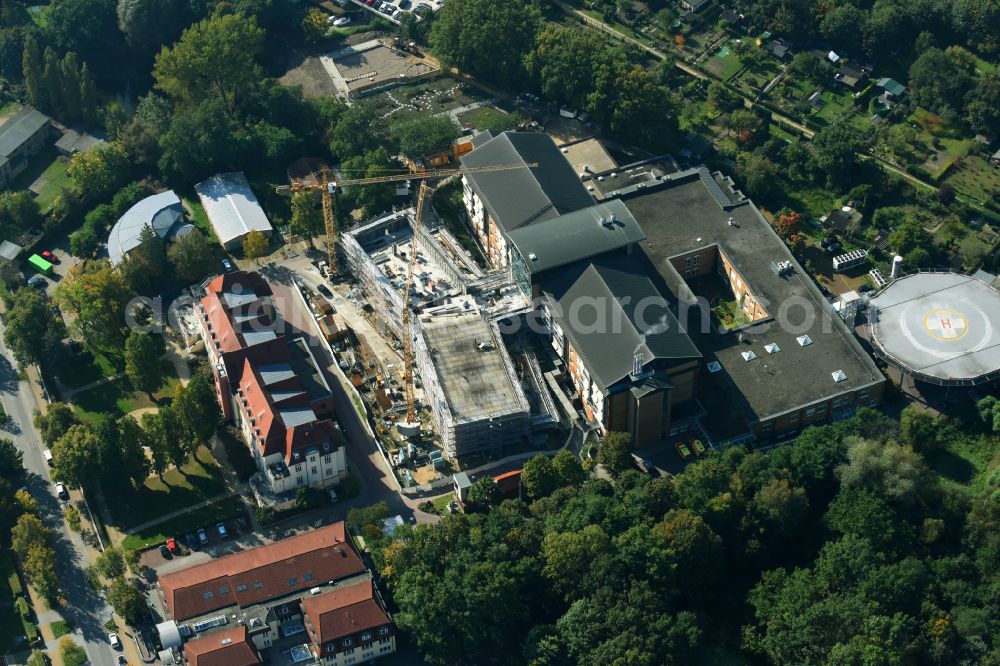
124,331,164,397
389,113,461,160
3,287,66,368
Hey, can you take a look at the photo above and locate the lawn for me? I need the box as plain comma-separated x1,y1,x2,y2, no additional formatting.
0,553,29,653
456,105,517,132
54,346,122,390
946,155,1000,205
10,147,70,214
50,620,73,639
809,89,855,127
180,193,218,242
926,434,998,492
121,495,248,551
71,360,180,423
704,45,744,81
105,445,228,530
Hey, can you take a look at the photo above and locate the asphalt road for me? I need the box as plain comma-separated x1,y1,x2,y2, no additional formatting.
0,326,120,666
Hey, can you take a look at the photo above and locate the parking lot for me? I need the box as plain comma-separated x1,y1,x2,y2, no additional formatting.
346,0,445,25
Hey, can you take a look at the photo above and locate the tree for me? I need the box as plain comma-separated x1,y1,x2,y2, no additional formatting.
542,524,611,601
0,439,24,486
899,405,937,451
430,0,540,87
526,25,608,113
60,52,82,121
11,512,50,557
34,403,80,447
465,478,502,510
389,113,461,160
42,47,61,117
0,189,41,239
107,577,146,626
168,229,215,284
521,455,558,499
811,124,863,187
836,437,935,509
908,47,974,113
51,423,101,488
965,72,1000,138
117,0,181,51
94,547,126,579
707,81,742,113
67,142,130,200
124,331,163,397
59,638,86,666
242,229,268,261
289,191,323,240
79,63,98,126
3,288,66,368
735,152,777,199
54,260,132,351
153,13,264,116
598,432,633,477
21,32,41,106
23,543,60,601
772,210,801,241
116,416,151,486
172,370,221,449
888,217,932,256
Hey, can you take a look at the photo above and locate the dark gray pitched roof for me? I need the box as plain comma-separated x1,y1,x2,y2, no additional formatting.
541,255,700,390
508,200,645,275
460,132,594,234
0,107,50,158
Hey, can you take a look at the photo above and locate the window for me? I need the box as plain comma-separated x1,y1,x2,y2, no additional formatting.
362,632,372,642
326,468,333,477
378,627,389,636
324,455,331,463
343,638,353,647
789,413,799,423
859,389,871,400
236,584,248,592
326,644,335,653
380,645,393,654
304,573,314,581
760,422,772,434
218,586,230,594
253,582,264,590
379,638,391,645
805,408,816,417
287,578,297,586
833,397,848,408
296,476,303,485
311,467,318,475
295,464,302,471
203,591,214,599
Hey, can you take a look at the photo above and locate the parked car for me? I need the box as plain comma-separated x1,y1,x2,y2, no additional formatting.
43,449,53,465
159,544,172,559
317,283,333,298
221,257,234,271
26,276,47,288
108,633,121,649
54,482,69,500
399,0,411,7
690,439,707,456
197,527,209,544
117,656,128,665
166,537,180,554
826,243,843,255
331,16,351,26
216,522,228,539
674,441,693,461
858,283,874,293
184,532,199,550
40,250,59,263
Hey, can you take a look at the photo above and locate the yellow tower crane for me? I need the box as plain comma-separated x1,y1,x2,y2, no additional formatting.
278,160,537,430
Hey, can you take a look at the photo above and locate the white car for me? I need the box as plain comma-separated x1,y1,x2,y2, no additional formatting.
55,483,69,500
109,633,121,649
331,16,351,26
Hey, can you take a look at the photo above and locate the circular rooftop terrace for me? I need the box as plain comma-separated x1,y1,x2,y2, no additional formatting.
869,272,1000,386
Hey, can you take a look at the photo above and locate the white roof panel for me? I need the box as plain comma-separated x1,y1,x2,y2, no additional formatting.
194,172,273,246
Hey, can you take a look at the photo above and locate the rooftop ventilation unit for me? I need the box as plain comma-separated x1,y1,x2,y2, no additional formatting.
764,343,780,354
741,351,756,362
727,217,735,226
831,369,847,382
706,361,722,373
796,335,813,347
528,252,538,261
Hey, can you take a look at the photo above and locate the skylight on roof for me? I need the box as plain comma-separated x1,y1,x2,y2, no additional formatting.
831,370,847,382
764,343,780,354
741,351,756,362
706,361,722,373
797,335,813,347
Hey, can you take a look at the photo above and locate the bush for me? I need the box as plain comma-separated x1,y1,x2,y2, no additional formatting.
64,506,81,532
255,505,276,525
59,637,87,666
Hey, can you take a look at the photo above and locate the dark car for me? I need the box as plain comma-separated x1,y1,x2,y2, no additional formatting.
221,258,234,272
858,283,875,293
185,532,199,550
26,276,47,289
159,544,173,560
197,527,209,545
317,283,333,298
826,243,843,255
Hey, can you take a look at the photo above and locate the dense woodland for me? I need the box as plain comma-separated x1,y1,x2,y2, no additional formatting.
350,406,1000,665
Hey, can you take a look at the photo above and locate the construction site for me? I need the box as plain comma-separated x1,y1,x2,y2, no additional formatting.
320,38,439,99
340,206,559,473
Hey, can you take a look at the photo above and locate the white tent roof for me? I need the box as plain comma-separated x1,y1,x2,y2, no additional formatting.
108,190,184,266
156,620,183,649
194,172,272,246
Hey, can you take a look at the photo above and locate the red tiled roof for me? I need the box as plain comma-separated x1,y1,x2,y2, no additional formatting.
159,523,365,622
183,626,261,666
302,579,391,646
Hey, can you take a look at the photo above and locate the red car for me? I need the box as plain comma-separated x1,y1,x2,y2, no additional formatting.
40,250,58,264
165,537,179,554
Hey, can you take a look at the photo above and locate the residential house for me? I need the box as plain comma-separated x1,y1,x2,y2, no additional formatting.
822,205,863,234
157,524,395,666
679,0,709,12
198,271,347,506
303,578,396,665
0,108,53,189
766,39,790,60
876,77,906,106
836,62,866,89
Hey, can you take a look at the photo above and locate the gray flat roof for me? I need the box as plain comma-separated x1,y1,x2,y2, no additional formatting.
280,407,318,428
621,168,884,422
540,254,701,390
0,107,49,157
508,200,645,275
460,132,594,234
421,312,526,424
195,172,272,246
869,272,1000,384
108,191,184,266
258,363,295,385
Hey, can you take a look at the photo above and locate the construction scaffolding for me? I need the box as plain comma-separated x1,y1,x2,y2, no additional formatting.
415,309,530,460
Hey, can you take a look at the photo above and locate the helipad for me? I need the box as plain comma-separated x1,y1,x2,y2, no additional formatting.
869,272,1000,385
